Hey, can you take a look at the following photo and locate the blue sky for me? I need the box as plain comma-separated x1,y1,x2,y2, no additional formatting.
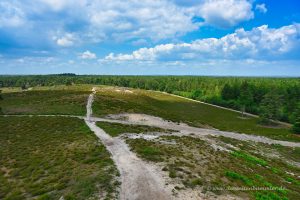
0,0,300,76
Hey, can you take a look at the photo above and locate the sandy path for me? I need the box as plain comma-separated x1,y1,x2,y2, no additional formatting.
88,113,300,148
85,89,172,200
86,87,96,120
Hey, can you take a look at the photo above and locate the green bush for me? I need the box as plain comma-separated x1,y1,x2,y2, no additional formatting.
225,171,253,186
231,151,268,166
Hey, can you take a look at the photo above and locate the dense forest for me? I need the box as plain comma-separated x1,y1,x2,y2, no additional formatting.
0,75,299,131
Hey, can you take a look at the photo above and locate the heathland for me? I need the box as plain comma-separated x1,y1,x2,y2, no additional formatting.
0,79,299,200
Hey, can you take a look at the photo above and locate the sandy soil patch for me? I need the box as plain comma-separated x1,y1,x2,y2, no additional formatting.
91,113,300,148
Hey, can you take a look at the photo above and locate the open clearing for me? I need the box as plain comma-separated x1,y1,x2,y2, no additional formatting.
0,85,299,200
92,86,299,142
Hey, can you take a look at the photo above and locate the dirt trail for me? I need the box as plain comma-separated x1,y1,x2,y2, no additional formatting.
85,89,172,200
88,113,300,148
86,87,96,120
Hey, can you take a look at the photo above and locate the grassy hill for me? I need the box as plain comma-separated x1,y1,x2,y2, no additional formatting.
92,86,298,142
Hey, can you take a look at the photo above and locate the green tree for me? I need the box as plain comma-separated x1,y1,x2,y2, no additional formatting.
221,84,232,100
221,83,240,100
191,89,202,100
239,81,253,116
239,82,253,106
21,84,27,90
0,90,2,114
259,91,283,124
292,104,300,134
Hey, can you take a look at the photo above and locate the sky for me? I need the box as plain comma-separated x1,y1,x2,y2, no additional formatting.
0,0,300,76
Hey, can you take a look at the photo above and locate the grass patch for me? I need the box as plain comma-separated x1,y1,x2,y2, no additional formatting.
0,116,119,200
255,192,287,200
127,139,164,162
136,146,163,162
92,87,298,142
0,85,90,115
96,121,169,137
225,171,253,186
231,151,268,166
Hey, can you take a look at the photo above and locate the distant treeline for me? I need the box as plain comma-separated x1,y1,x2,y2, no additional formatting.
0,75,299,126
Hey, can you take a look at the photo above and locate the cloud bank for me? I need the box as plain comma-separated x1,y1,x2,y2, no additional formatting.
0,0,299,76
0,0,258,48
105,24,300,61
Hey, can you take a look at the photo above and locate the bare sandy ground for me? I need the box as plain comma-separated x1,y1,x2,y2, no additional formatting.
86,87,96,120
88,113,300,148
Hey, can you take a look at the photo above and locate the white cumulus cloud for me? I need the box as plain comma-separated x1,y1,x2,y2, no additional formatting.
199,0,254,28
79,51,97,59
255,3,267,13
105,24,300,61
87,0,199,41
56,33,75,47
